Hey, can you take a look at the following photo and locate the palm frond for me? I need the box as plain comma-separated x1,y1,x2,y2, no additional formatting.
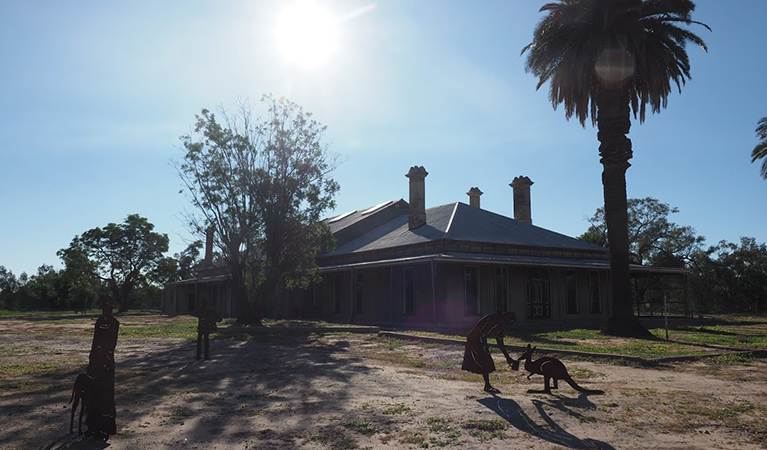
752,117,767,179
522,0,709,126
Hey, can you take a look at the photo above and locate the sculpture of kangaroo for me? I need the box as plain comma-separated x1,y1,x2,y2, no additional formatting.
517,344,603,394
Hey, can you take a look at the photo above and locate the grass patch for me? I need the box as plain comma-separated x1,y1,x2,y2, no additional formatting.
708,353,755,365
383,403,411,415
568,366,600,379
462,419,509,441
0,380,29,390
425,417,462,446
339,420,383,435
303,426,360,450
0,361,60,377
679,401,756,421
399,431,428,447
390,314,767,360
120,319,198,339
621,387,658,397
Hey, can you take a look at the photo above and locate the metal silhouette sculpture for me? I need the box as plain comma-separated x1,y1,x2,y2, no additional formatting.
461,312,518,393
517,344,604,395
69,373,94,434
83,298,120,441
196,299,221,360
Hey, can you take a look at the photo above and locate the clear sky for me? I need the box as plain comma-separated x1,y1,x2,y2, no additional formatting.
1,0,766,277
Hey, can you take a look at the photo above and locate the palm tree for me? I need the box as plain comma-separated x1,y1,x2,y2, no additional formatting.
752,117,767,179
522,0,709,337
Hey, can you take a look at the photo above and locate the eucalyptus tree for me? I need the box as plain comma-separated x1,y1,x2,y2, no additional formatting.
176,96,339,324
751,117,767,179
581,197,705,267
523,0,709,336
59,214,169,312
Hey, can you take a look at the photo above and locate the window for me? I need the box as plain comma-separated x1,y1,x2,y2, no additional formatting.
494,267,508,313
355,272,364,314
589,271,602,313
403,267,415,315
464,266,480,316
333,273,342,314
566,270,578,314
526,269,551,318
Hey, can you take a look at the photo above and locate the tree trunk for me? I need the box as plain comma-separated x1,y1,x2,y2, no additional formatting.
597,87,652,338
232,262,257,325
253,268,281,324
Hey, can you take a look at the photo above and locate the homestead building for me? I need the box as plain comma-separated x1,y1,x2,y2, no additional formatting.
163,166,687,328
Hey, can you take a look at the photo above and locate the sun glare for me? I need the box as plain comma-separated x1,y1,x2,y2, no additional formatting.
275,0,339,69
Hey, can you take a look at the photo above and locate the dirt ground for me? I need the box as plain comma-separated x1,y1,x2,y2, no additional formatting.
1,315,766,450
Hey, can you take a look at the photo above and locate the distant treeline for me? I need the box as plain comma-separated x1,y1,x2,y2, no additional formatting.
3,199,767,315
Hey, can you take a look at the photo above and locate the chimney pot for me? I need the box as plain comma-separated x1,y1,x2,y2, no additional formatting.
467,187,483,208
510,176,534,225
406,166,428,229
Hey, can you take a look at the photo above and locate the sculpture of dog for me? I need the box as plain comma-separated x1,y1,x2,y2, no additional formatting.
69,373,93,434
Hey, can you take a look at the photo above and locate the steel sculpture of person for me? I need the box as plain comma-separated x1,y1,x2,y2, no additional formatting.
196,298,221,360
461,311,517,393
84,297,120,441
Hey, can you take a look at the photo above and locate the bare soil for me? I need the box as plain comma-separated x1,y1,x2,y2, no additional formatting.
1,314,766,450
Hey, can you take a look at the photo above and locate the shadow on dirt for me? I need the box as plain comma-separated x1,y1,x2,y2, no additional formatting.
38,434,110,450
3,332,369,449
478,394,616,450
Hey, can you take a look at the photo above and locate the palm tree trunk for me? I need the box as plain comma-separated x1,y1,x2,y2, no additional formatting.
597,88,652,338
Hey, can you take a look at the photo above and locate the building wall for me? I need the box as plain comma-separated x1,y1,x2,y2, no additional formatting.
162,280,233,318
290,262,611,329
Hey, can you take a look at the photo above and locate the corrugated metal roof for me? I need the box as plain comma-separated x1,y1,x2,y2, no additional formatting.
325,199,406,234
324,202,607,257
318,251,686,274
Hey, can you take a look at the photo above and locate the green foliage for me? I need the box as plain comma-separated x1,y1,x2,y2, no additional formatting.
57,245,101,312
0,266,20,310
176,95,340,323
168,241,202,282
690,238,767,313
0,262,102,312
522,0,708,127
751,117,767,179
580,197,704,267
58,214,169,312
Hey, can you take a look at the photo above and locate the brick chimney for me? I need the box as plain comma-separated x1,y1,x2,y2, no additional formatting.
204,227,214,266
406,166,428,229
467,187,483,208
510,176,534,225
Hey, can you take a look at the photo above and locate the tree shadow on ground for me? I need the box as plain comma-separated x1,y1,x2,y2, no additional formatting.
4,332,370,449
674,326,738,336
478,394,616,450
39,434,110,450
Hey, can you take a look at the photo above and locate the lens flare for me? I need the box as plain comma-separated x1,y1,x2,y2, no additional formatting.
594,46,635,86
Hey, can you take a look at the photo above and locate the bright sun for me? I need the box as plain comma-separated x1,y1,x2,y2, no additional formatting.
275,0,339,69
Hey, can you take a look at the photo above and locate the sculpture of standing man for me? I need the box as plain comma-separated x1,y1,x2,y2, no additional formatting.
85,297,119,441
196,298,221,360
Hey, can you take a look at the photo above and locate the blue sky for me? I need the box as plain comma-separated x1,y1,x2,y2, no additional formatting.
1,0,766,277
